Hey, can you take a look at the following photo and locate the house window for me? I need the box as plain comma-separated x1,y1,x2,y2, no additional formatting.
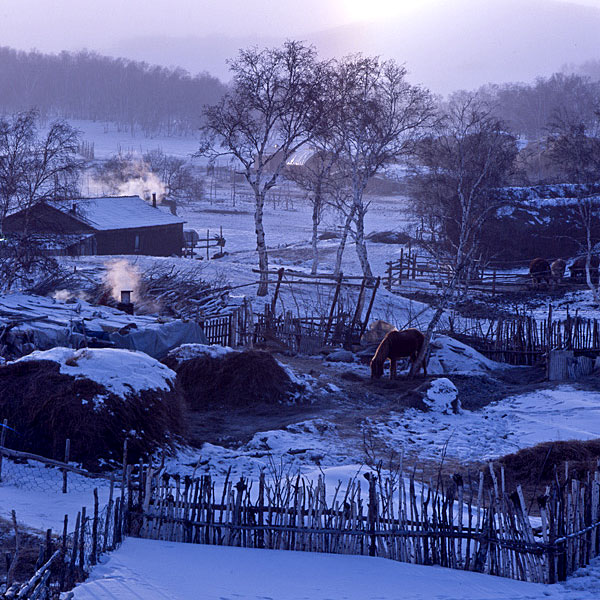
134,234,140,252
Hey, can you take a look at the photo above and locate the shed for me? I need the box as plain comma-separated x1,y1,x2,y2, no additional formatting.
3,196,185,256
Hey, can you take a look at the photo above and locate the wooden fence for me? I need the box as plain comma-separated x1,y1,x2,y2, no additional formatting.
385,253,589,295
1,480,126,599
125,461,600,585
451,312,600,366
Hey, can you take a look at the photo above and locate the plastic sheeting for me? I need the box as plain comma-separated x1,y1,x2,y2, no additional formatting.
110,320,208,359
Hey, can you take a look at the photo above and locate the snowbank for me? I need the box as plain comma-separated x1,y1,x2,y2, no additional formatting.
428,335,507,375
70,537,587,600
15,347,175,398
165,343,235,365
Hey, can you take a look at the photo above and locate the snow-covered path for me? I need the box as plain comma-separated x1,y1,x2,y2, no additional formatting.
70,538,597,600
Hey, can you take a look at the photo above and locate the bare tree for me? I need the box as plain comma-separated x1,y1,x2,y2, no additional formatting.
546,109,600,301
198,41,325,295
327,56,436,279
143,149,204,212
408,94,518,375
0,110,82,235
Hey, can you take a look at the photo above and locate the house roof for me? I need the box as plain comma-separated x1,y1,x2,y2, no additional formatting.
55,196,185,231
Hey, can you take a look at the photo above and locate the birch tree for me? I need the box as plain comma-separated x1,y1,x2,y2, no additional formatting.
408,94,518,375
0,110,82,235
329,56,436,279
546,110,600,301
198,42,325,295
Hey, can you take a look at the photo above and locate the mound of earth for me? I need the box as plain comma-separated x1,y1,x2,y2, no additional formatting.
164,347,304,409
0,347,184,467
366,230,411,244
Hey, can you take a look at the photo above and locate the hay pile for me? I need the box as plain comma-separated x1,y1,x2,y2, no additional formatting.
164,348,302,409
0,348,185,467
497,439,600,492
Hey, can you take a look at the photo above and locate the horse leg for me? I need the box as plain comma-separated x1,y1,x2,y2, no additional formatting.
389,358,397,380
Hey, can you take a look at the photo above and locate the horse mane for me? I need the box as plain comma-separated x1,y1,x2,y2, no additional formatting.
371,331,392,369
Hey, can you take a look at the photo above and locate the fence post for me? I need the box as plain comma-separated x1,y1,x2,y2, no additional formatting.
399,248,404,285
367,473,377,557
270,267,284,314
0,418,7,482
62,439,70,494
323,272,343,345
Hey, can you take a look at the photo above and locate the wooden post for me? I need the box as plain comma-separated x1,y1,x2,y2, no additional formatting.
386,262,392,291
323,272,343,345
492,269,497,297
0,418,7,482
79,506,86,571
348,277,367,347
121,438,128,501
399,248,404,285
360,277,380,339
270,267,284,314
206,229,210,260
91,488,99,565
62,439,70,494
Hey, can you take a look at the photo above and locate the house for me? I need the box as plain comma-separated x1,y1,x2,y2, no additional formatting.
3,196,185,256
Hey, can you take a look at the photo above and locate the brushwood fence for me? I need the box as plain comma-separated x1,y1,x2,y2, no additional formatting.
447,312,600,366
1,478,126,599
127,462,600,585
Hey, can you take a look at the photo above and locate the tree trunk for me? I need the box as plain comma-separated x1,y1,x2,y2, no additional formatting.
311,193,320,275
353,189,373,279
255,192,269,296
334,206,356,277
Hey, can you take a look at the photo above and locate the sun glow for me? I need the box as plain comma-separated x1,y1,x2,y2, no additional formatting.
340,0,424,23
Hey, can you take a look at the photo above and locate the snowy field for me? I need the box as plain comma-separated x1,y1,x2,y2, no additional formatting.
70,538,600,600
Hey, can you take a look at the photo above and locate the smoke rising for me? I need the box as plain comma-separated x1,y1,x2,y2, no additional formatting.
104,259,142,302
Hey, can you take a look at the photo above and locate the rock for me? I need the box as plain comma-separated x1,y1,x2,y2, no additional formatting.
424,378,461,414
326,349,355,363
400,378,461,414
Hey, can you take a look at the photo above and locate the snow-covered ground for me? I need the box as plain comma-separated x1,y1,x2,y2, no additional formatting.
160,384,600,481
70,538,600,600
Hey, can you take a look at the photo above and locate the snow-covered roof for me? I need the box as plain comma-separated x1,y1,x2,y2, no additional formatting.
56,196,185,231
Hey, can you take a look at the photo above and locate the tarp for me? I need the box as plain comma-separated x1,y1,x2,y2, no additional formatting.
110,320,208,359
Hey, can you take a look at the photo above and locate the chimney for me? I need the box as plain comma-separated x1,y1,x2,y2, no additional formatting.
152,193,157,208
117,290,134,315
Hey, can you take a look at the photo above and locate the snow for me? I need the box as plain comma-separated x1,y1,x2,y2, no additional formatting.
0,460,112,533
14,347,175,398
165,342,235,365
428,335,509,374
423,377,461,413
70,537,600,600
53,196,185,230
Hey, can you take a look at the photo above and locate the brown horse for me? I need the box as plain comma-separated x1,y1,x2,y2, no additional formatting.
370,328,427,380
529,258,551,290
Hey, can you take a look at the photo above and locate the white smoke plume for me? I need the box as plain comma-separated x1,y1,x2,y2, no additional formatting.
84,154,167,203
116,167,167,202
104,259,142,302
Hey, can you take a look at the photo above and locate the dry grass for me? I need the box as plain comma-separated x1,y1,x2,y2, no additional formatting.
165,350,300,410
0,360,186,468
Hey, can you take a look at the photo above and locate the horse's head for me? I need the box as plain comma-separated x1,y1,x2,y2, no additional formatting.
370,357,384,379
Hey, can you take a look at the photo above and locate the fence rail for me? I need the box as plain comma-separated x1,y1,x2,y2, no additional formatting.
127,461,600,585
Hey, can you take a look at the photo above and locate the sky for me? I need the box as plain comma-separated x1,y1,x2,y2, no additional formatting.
1,0,600,93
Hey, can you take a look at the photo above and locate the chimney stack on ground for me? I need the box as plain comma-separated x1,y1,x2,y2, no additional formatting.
152,193,157,208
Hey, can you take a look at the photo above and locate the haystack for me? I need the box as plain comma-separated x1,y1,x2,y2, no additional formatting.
0,348,185,467
164,346,302,409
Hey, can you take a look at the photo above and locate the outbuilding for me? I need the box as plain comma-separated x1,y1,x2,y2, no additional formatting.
3,195,185,256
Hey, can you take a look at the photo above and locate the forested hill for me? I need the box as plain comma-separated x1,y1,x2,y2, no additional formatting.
0,47,227,136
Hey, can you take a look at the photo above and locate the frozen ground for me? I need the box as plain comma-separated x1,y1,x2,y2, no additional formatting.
70,538,600,600
163,382,600,481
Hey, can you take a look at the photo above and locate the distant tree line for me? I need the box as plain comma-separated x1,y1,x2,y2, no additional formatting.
477,72,600,141
0,47,227,136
